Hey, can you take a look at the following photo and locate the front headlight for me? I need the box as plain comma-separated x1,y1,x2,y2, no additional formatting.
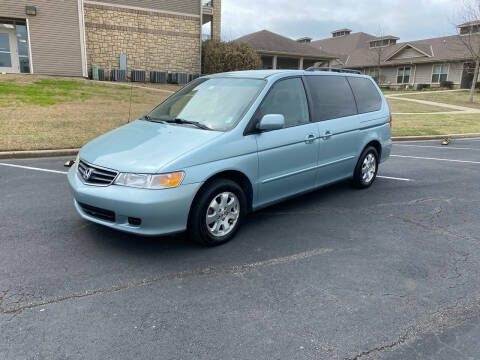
114,171,184,189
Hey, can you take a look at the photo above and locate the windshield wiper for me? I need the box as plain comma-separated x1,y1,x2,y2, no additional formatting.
164,118,212,130
141,115,166,123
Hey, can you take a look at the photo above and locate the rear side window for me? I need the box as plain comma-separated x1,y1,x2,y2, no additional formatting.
347,77,382,113
305,75,357,121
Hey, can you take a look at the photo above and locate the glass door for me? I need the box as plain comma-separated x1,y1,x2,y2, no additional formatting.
0,23,19,73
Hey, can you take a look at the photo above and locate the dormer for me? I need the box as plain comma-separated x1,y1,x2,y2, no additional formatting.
296,37,312,43
331,28,352,38
369,36,399,48
458,20,480,35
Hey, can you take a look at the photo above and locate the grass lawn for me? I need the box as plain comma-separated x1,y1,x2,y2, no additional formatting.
392,113,480,136
386,98,454,113
401,89,480,110
0,75,178,151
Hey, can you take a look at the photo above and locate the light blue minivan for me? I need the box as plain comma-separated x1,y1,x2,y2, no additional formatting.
68,69,391,246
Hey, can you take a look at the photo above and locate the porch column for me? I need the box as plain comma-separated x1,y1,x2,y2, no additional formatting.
272,55,278,70
298,57,304,70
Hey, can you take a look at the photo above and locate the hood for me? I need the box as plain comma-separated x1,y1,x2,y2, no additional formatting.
80,120,223,173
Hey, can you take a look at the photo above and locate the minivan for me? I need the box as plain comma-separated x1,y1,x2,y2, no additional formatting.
68,69,391,246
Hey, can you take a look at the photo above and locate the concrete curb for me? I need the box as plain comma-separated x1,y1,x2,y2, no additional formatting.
1,133,480,160
0,148,79,160
392,133,480,142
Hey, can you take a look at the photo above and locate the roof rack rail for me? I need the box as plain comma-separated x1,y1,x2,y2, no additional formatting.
305,66,362,74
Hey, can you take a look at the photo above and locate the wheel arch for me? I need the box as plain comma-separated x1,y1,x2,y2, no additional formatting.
189,170,254,218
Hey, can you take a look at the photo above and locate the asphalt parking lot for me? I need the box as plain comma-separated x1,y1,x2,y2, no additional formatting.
1,139,480,360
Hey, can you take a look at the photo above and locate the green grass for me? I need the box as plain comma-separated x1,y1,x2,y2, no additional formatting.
387,98,454,113
392,113,480,136
401,90,480,110
0,75,178,151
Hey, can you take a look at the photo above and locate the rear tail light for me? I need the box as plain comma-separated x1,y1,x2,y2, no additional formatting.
389,115,392,127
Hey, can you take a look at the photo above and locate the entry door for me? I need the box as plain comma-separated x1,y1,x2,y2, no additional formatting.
254,77,320,207
0,28,19,73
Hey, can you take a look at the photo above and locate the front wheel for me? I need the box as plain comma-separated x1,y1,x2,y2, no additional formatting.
352,146,379,189
188,179,247,246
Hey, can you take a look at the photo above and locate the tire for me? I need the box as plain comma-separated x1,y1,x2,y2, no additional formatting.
188,178,247,246
352,146,379,189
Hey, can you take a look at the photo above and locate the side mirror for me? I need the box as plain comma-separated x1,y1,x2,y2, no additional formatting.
257,114,285,132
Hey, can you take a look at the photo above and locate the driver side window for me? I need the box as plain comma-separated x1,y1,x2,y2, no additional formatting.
256,78,310,128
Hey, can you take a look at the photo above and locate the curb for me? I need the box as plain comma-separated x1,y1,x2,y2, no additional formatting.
0,148,79,160
1,133,480,160
392,133,480,142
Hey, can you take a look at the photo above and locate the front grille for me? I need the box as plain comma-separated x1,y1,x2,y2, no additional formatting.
78,202,115,222
77,159,118,186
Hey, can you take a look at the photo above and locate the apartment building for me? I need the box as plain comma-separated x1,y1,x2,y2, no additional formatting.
0,0,221,78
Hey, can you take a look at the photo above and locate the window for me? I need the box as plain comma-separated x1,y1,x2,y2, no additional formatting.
305,75,357,121
432,64,448,83
0,33,12,67
347,77,382,114
149,78,265,131
15,24,30,73
365,67,379,79
256,78,310,128
397,66,411,83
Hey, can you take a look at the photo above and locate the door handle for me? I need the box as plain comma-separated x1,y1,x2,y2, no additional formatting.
305,134,316,144
322,131,332,140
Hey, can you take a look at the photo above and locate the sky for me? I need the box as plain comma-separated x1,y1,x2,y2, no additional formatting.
219,0,462,42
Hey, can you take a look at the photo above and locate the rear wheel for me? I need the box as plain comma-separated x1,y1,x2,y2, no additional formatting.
188,179,246,246
352,146,379,189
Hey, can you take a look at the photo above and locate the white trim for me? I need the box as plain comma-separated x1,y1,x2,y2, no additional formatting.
77,0,88,77
0,163,68,175
26,18,34,74
83,0,200,18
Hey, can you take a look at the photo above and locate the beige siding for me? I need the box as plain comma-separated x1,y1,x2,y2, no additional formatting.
391,47,427,60
413,63,432,84
88,0,200,15
379,67,397,84
448,62,463,84
0,0,84,76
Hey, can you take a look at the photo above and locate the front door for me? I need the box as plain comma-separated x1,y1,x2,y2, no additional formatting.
0,26,19,73
253,77,319,207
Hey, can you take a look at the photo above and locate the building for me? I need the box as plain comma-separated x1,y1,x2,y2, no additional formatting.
234,30,336,70
0,0,221,78
310,25,480,89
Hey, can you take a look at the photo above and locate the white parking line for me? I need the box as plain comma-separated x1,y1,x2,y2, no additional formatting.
395,144,480,151
377,175,411,182
0,162,68,175
391,155,480,164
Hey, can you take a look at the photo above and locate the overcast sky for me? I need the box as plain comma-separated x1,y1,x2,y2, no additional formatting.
219,0,462,42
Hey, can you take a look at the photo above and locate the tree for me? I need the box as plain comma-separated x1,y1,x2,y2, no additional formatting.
202,40,261,74
456,0,480,102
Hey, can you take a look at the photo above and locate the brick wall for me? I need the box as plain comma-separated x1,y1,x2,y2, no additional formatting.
84,3,201,78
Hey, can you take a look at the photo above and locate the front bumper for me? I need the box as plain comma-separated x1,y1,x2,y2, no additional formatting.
68,167,202,236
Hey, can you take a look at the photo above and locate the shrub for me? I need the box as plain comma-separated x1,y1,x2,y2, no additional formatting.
440,80,454,89
202,40,261,74
416,83,430,90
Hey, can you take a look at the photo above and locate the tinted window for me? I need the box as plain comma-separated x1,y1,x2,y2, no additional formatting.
347,77,382,113
305,75,357,121
256,78,310,128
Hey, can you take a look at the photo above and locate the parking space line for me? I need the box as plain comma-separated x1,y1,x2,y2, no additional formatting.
377,175,411,182
395,144,480,151
0,162,68,175
391,155,480,164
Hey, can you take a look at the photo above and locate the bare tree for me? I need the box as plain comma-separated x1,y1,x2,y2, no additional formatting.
371,26,387,85
457,0,480,102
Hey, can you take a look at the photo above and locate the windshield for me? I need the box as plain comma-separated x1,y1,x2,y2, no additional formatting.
147,77,266,131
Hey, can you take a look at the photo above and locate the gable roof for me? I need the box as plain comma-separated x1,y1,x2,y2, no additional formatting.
310,32,479,68
234,30,337,59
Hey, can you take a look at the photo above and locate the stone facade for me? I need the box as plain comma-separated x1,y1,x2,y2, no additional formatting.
84,3,201,79
211,0,221,41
